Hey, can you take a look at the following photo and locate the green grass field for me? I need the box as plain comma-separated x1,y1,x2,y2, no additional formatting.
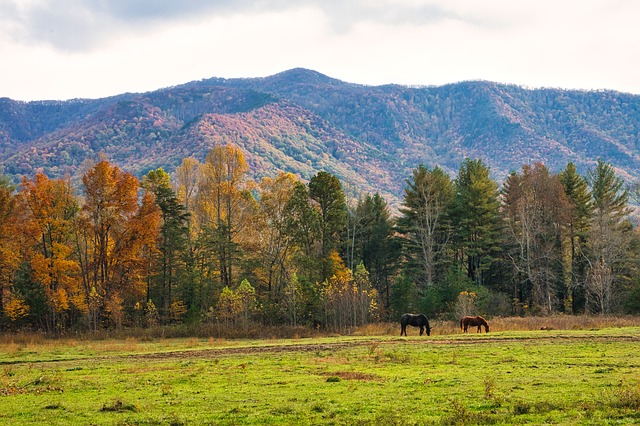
1,324,639,425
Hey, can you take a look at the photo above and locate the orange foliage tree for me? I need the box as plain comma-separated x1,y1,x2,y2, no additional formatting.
18,173,83,330
0,177,21,321
77,161,160,328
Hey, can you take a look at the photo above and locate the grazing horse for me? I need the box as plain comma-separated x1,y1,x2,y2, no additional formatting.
400,313,432,336
461,316,489,333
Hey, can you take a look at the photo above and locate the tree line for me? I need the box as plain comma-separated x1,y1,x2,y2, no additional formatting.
1,145,639,333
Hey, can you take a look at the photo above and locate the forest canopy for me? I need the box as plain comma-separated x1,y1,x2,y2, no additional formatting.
1,146,639,333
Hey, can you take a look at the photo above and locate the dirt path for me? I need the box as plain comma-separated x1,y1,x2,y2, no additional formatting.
6,333,639,367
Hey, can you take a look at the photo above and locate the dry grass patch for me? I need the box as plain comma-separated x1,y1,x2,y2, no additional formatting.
489,315,640,332
314,355,351,366
355,315,640,336
322,371,382,381
123,337,140,352
100,399,138,412
0,332,47,345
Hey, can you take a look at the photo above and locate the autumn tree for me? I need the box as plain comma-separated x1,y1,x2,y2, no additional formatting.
321,255,378,332
174,156,211,313
236,279,256,328
174,157,200,215
281,273,304,326
250,172,299,301
0,174,20,325
283,181,321,285
195,145,253,290
215,286,240,327
502,163,571,313
18,173,83,330
78,160,160,328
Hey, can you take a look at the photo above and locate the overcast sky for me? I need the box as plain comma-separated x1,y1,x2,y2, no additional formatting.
1,0,639,101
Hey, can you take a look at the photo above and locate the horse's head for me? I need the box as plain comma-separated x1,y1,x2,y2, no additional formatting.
426,324,433,336
484,324,489,332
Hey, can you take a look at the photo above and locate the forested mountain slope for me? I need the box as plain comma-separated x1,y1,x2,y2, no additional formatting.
2,68,640,208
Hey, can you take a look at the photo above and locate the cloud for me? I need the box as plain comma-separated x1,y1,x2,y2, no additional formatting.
1,0,460,51
2,0,640,100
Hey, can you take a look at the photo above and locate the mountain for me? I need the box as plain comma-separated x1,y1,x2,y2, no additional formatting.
2,68,640,209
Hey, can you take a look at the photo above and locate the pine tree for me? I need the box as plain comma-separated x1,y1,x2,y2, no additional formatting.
452,159,502,287
308,171,347,282
142,169,190,319
559,162,592,312
353,193,401,310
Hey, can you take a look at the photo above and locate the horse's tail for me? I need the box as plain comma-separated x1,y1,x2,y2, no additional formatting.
460,318,463,330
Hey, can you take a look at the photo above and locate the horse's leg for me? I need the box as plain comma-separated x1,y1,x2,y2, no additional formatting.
420,326,424,336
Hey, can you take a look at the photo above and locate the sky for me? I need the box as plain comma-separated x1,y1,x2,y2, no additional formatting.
1,0,639,101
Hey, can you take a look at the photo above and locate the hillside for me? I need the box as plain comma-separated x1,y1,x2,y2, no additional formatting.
2,68,640,208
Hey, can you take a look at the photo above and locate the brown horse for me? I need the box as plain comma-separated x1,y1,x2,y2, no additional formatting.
460,316,489,333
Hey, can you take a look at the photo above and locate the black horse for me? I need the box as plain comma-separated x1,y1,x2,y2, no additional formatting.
400,313,432,336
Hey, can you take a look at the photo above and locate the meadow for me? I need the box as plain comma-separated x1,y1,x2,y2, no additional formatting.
1,316,639,425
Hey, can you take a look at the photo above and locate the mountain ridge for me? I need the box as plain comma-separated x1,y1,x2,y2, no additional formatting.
2,68,640,209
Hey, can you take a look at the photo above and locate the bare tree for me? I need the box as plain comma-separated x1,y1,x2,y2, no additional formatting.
585,159,630,314
585,258,614,314
398,165,454,288
503,163,570,314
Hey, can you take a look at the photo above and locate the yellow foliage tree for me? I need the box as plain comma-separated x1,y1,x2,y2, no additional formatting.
195,145,253,289
216,286,241,327
322,252,378,332
4,292,30,322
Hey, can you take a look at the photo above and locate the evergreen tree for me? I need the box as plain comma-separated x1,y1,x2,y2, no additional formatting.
352,193,401,311
559,162,592,313
308,172,347,282
283,181,321,285
452,159,502,287
142,169,190,319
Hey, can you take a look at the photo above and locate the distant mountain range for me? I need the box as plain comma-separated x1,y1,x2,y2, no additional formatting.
2,68,640,209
